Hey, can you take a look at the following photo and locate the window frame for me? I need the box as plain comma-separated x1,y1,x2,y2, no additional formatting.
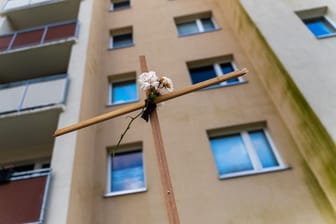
175,13,218,37
188,60,245,89
303,15,336,39
109,28,134,49
108,77,138,106
5,159,51,174
208,127,288,179
110,0,130,11
105,146,147,197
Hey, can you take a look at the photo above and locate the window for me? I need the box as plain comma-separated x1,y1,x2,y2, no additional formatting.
175,12,217,36
110,27,133,49
303,17,336,38
188,59,244,88
208,128,286,179
7,161,50,173
111,0,130,11
107,149,146,196
296,7,336,39
109,78,138,105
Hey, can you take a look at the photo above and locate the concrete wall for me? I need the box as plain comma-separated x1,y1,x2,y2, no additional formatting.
0,144,52,165
45,0,99,222
65,0,106,222
239,0,336,141
218,0,336,221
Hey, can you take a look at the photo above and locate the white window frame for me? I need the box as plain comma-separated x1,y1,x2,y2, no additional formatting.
105,148,147,197
213,61,244,86
189,60,245,88
108,78,139,106
34,161,50,169
209,128,288,179
198,17,218,32
5,159,50,174
296,7,336,39
303,15,336,39
109,31,133,49
177,16,218,36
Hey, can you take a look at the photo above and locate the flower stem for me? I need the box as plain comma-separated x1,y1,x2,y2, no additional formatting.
112,106,145,157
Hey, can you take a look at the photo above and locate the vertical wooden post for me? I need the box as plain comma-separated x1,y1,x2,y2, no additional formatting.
140,56,180,224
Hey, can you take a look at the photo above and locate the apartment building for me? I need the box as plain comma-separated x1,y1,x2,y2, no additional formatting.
0,0,335,223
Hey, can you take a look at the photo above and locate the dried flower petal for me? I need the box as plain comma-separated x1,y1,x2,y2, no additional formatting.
158,76,174,95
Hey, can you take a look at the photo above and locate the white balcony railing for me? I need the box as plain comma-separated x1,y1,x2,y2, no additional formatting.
0,74,68,114
3,0,54,11
0,21,78,52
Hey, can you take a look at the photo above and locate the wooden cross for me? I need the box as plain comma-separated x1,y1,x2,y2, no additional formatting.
54,56,247,224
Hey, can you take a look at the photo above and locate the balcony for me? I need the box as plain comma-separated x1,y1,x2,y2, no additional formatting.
0,168,51,224
3,0,60,12
0,74,68,114
0,74,67,151
1,0,80,30
0,21,78,83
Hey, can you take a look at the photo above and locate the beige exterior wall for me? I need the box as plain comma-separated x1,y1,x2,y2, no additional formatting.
74,0,334,223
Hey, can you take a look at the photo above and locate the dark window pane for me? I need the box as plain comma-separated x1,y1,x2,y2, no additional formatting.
249,130,279,168
201,18,216,32
210,135,253,175
12,164,35,172
220,62,239,84
189,65,217,84
177,21,199,36
112,80,137,104
304,17,336,37
45,23,76,42
111,151,145,192
41,163,50,169
113,1,130,10
113,33,133,48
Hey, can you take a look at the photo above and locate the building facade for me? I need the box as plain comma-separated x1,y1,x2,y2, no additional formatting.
0,0,335,223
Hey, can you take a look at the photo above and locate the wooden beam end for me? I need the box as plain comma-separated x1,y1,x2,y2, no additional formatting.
241,68,249,74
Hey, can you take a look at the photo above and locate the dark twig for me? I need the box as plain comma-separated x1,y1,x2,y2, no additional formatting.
112,106,146,157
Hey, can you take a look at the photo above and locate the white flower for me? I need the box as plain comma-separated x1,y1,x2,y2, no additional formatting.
139,71,174,96
158,76,174,95
138,71,159,91
140,82,151,91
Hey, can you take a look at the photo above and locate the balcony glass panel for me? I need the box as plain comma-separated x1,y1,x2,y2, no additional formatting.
3,0,29,10
0,35,13,51
3,0,52,11
0,74,68,114
0,169,50,224
45,23,76,42
11,29,44,49
22,77,67,109
0,21,77,52
30,0,51,5
0,85,25,113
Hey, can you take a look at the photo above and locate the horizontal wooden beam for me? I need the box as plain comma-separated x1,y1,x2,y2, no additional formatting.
54,68,248,137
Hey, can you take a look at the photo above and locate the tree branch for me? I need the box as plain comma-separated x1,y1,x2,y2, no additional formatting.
112,106,146,156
